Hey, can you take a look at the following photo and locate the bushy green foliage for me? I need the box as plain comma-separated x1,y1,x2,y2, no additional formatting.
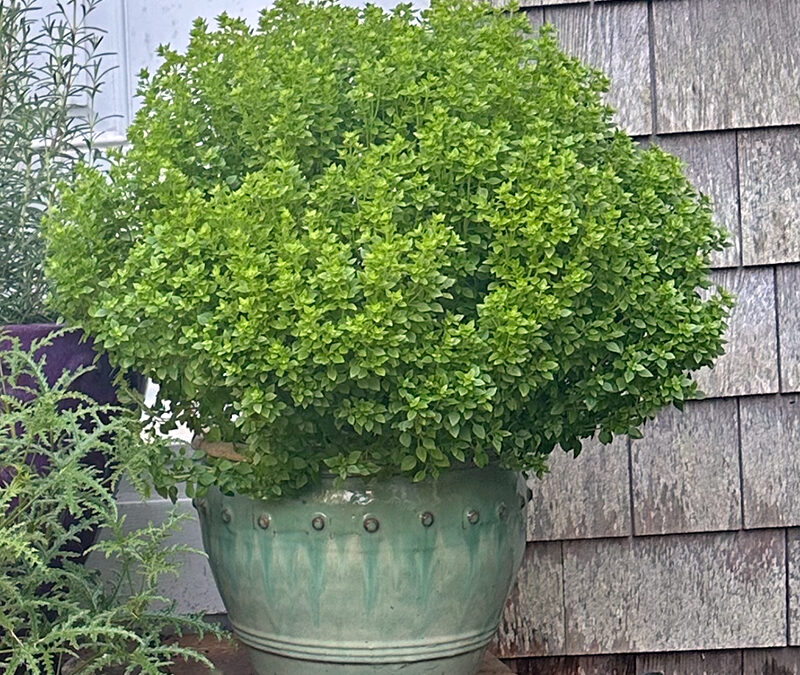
0,331,222,674
0,0,105,324
44,0,731,498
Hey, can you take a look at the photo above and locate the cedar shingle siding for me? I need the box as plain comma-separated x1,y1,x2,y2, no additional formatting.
498,1,800,670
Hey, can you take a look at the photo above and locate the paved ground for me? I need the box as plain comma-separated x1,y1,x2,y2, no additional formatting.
170,635,516,674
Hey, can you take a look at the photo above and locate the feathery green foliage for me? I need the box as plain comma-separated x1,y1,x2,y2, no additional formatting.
0,330,222,674
44,0,731,498
0,0,107,324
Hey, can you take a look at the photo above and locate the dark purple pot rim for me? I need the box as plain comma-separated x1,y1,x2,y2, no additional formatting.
1,322,119,399
2,322,74,335
0,323,147,395
0,323,90,349
2,322,67,330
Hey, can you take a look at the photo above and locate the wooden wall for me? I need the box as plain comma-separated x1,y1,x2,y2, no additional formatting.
495,0,800,671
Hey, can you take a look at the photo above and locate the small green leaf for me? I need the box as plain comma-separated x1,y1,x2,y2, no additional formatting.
401,456,416,471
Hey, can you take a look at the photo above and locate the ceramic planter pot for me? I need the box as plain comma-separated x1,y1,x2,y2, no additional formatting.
196,464,527,675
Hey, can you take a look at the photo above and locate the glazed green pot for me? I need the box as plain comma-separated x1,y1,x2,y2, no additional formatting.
195,465,528,675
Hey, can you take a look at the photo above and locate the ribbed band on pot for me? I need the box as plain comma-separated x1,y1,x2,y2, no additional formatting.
232,621,498,663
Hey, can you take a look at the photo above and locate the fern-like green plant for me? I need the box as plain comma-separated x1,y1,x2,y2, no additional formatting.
0,330,223,674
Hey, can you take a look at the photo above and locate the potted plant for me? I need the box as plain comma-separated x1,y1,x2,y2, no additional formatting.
42,1,731,673
2,0,104,324
0,0,134,563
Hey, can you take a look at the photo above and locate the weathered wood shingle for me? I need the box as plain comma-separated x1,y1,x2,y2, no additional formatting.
562,531,785,654
778,264,800,393
788,531,800,646
515,649,800,673
631,399,741,536
743,648,800,674
693,267,779,398
740,395,800,529
495,542,566,658
656,132,740,269
637,651,744,675
520,0,612,6
509,654,635,674
739,128,800,266
528,436,631,542
544,2,652,136
527,8,545,29
653,0,800,134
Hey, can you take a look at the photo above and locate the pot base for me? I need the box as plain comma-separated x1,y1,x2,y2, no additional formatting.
246,647,486,675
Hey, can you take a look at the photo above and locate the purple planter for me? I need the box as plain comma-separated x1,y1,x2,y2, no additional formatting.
0,324,124,562
0,323,120,404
